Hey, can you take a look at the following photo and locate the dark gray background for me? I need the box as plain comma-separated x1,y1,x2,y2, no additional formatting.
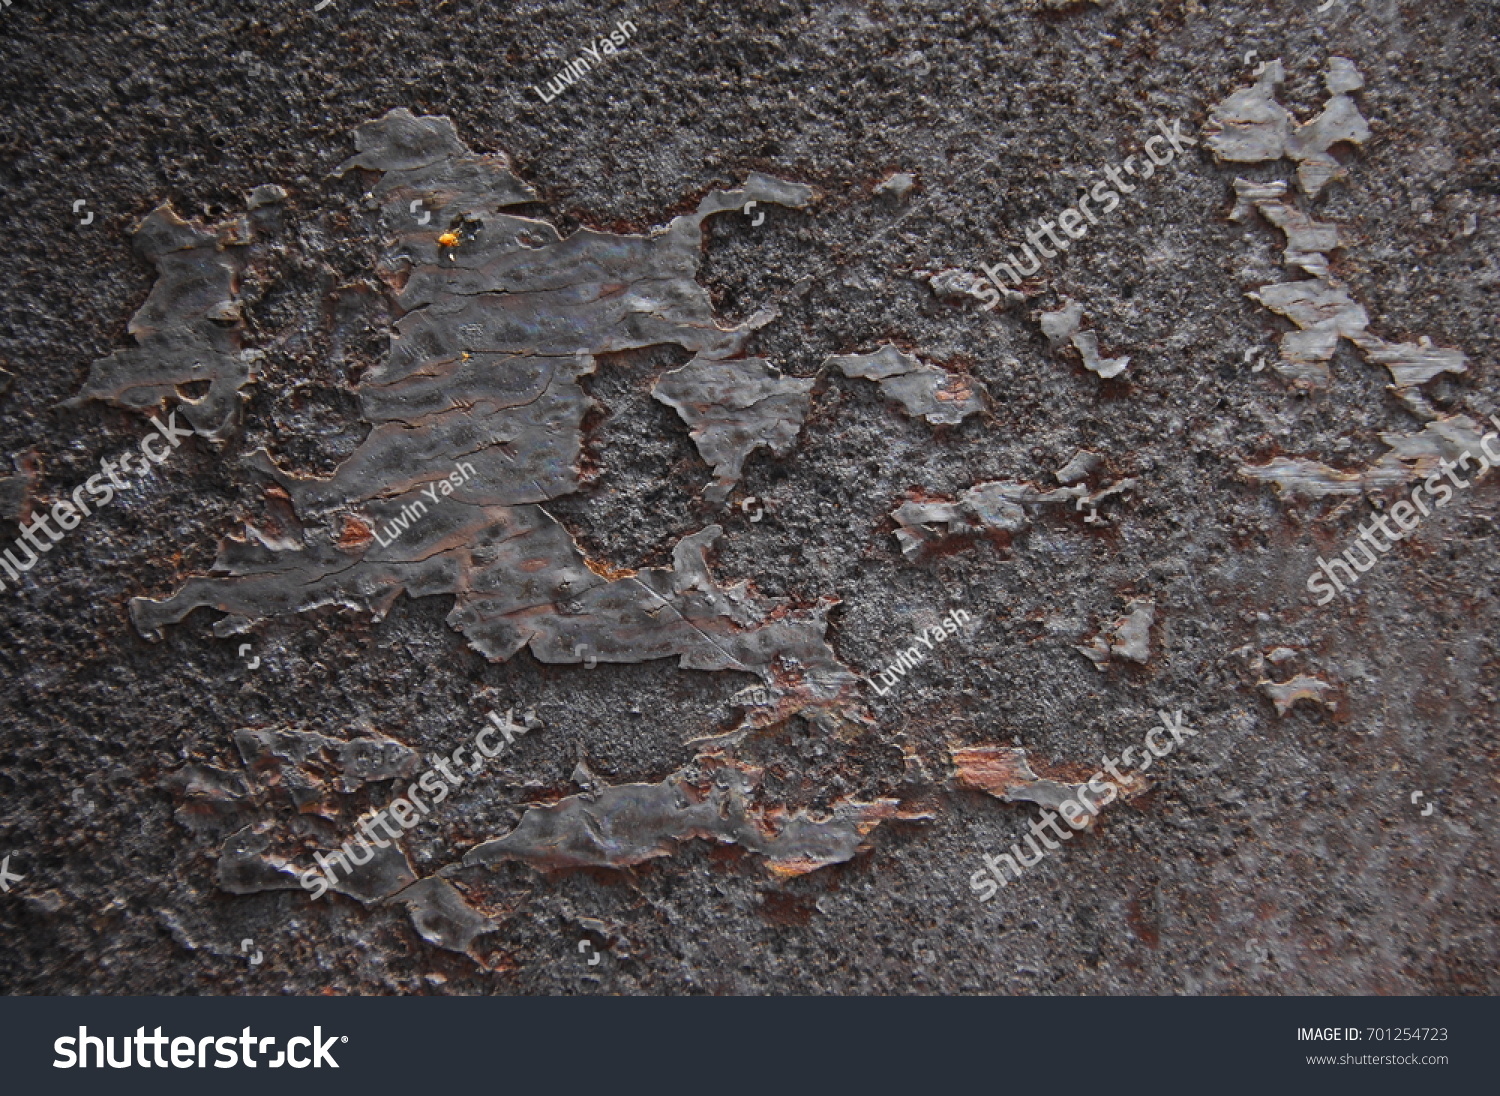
0,0,1494,994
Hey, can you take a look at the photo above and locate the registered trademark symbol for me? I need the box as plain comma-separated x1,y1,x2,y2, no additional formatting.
341,1036,348,1042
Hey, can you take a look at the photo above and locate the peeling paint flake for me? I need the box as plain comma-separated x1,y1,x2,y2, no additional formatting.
125,110,854,728
1055,448,1101,485
216,824,309,896
1215,61,1466,395
231,726,420,808
887,472,1138,555
1231,178,1340,277
1207,58,1369,198
1246,277,1370,387
1109,598,1155,663
463,757,917,877
1261,674,1337,717
393,878,497,955
824,343,986,425
1240,415,1485,499
653,356,814,502
952,746,1087,810
891,480,1085,554
164,763,251,833
1076,597,1155,669
1285,57,1370,199
317,835,419,904
1205,60,1292,165
952,745,1146,813
66,196,277,441
873,172,917,199
1356,336,1469,391
1039,299,1129,379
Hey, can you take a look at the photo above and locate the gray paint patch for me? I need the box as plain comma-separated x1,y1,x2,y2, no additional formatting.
393,878,497,955
126,111,853,729
824,343,985,425
653,356,814,502
462,757,912,877
65,201,274,442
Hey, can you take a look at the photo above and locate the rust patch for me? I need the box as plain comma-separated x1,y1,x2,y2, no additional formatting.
759,890,817,926
1126,895,1161,948
583,554,638,581
339,516,374,550
953,744,1149,811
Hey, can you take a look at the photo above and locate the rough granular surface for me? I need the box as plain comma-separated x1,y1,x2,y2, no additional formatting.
0,0,1494,995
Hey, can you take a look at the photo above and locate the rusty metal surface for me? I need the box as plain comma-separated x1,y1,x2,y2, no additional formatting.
0,0,1495,995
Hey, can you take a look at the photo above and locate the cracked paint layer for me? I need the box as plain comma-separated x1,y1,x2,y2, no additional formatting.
65,198,277,442
124,110,854,727
461,756,918,877
824,344,986,425
653,356,814,502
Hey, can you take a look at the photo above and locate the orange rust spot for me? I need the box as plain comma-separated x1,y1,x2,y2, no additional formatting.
339,516,374,550
952,746,1038,796
954,745,1148,802
584,555,638,580
486,951,520,973
438,231,460,247
767,858,826,878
